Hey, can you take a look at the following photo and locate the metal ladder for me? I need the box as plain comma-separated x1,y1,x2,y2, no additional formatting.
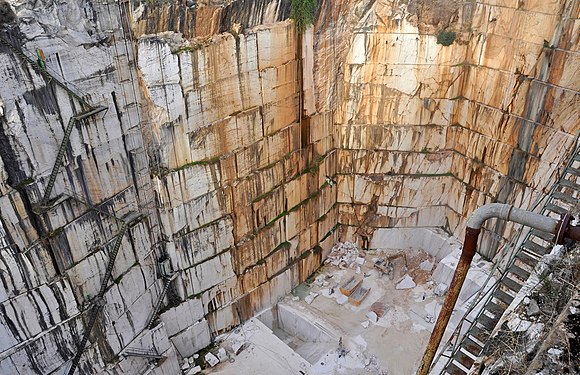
40,106,107,204
145,273,177,330
0,36,89,106
438,137,580,375
0,36,108,205
67,221,130,375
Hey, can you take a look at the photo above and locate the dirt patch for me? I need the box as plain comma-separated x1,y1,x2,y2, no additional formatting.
405,0,462,34
407,251,434,285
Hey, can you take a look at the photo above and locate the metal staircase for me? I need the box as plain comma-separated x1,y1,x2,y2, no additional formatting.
437,138,580,375
0,36,89,106
0,36,108,206
122,347,167,362
67,220,131,375
41,106,107,204
145,273,177,330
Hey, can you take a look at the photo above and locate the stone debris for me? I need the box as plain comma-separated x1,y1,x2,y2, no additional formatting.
315,275,326,286
361,320,370,329
181,362,190,370
396,275,416,290
185,366,201,375
336,294,349,305
356,257,365,265
507,315,532,332
370,302,388,318
321,287,336,297
434,283,448,296
232,340,247,355
352,335,368,350
217,347,228,362
327,241,361,268
205,352,219,367
305,292,319,304
419,260,433,271
547,347,563,359
366,311,378,323
526,299,540,316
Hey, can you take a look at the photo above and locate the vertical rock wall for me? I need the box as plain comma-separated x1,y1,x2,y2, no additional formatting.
0,0,578,373
0,0,335,373
334,0,579,259
137,19,337,337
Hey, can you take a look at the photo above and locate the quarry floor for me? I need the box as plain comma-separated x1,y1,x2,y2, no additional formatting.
204,247,447,375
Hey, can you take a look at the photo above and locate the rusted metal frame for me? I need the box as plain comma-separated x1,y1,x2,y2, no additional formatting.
417,206,580,375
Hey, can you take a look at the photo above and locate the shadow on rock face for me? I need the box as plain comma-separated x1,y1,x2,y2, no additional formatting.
0,1,16,25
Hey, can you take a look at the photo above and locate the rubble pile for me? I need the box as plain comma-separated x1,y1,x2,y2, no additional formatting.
327,241,362,268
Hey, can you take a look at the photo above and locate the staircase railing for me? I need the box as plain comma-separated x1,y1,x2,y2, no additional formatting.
41,106,107,204
67,222,129,375
145,273,177,330
437,132,580,374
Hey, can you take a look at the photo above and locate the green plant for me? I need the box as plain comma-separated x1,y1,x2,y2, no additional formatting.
290,0,317,33
436,30,456,46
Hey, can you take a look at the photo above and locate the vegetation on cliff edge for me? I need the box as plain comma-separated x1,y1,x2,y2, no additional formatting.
290,0,317,33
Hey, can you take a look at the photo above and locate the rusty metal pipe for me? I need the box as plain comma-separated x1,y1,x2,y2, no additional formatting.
417,203,579,375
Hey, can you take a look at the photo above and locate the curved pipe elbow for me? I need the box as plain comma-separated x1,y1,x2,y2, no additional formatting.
466,203,558,234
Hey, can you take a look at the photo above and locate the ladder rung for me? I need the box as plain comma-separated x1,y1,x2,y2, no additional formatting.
502,277,523,293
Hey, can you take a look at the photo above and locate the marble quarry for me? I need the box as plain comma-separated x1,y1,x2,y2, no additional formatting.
0,0,577,373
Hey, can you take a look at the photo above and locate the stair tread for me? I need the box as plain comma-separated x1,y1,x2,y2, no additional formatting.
486,301,504,316
530,229,553,242
445,361,468,375
462,336,484,357
478,313,498,331
560,178,580,192
493,289,514,306
453,351,475,370
566,166,580,176
545,202,568,215
509,264,532,280
502,277,523,293
515,252,538,268
522,239,548,255
552,191,578,206
468,325,490,343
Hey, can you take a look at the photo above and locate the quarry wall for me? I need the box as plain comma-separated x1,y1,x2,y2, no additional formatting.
335,0,579,258
0,0,577,373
